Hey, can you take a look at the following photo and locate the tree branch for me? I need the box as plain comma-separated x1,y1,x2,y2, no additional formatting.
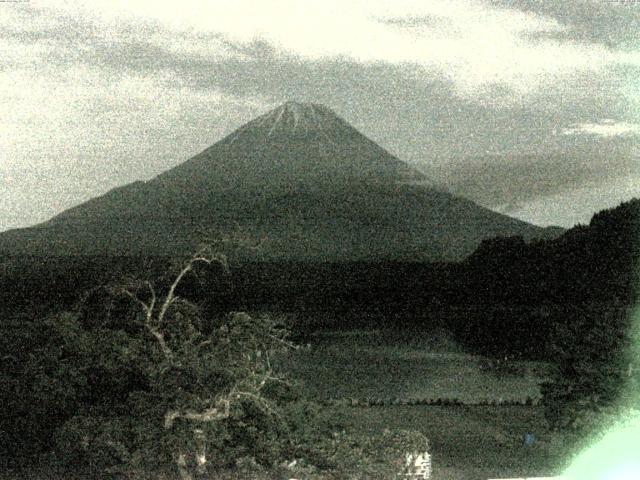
158,254,219,325
144,323,174,361
164,399,231,429
120,287,151,319
121,284,173,361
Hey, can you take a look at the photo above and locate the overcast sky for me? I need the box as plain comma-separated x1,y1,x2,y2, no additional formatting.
1,0,639,231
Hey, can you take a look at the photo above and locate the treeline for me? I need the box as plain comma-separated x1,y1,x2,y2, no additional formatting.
1,199,638,446
0,256,559,358
2,200,639,356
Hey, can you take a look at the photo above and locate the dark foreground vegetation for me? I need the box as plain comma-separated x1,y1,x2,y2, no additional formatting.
1,199,639,478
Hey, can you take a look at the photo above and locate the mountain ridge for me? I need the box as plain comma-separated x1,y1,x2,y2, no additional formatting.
0,101,563,260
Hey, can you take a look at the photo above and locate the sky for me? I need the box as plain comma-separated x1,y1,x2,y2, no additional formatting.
1,0,639,231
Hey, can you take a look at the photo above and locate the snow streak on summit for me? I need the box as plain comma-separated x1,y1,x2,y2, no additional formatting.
225,102,357,144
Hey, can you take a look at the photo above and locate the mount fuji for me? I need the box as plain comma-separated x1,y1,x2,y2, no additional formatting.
0,102,562,260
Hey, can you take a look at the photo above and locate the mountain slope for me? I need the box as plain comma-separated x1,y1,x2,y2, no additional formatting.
0,101,562,260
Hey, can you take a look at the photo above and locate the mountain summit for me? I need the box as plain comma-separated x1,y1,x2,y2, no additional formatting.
0,102,562,260
154,101,428,192
225,101,351,142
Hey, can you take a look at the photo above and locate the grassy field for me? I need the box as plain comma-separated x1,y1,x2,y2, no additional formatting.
280,329,552,403
332,404,569,480
6,327,572,480
278,328,570,479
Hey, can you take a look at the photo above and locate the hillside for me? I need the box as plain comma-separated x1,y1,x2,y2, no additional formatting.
0,102,562,260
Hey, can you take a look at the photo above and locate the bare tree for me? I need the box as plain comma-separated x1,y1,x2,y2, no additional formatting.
114,247,294,479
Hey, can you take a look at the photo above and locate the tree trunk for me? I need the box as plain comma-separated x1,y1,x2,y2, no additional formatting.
194,428,207,476
174,452,193,480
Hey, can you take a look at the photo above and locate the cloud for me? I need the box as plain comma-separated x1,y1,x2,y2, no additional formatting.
562,120,640,137
13,0,634,98
434,135,640,225
509,173,640,228
487,0,640,49
376,14,454,30
1,0,639,230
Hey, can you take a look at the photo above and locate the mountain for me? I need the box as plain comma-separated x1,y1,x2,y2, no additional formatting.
0,101,563,261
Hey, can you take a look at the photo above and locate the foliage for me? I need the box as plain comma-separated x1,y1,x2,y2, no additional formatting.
1,248,432,480
280,427,429,480
1,247,294,478
540,304,639,433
